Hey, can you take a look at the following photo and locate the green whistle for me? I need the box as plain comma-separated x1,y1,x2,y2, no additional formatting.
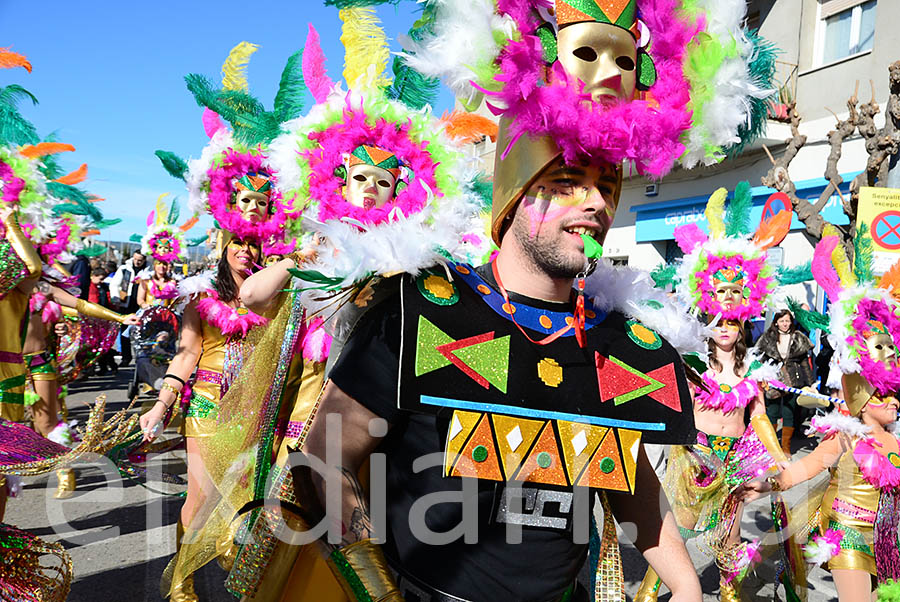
581,233,603,260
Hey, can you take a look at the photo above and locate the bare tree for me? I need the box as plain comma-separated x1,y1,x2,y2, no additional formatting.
760,61,900,259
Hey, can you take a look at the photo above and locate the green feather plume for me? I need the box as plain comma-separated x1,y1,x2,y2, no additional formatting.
185,74,281,145
854,222,874,283
725,180,753,237
155,150,188,181
46,182,90,205
273,49,306,123
776,262,813,285
787,297,830,334
383,6,440,110
188,234,209,247
0,84,40,146
726,30,779,157
471,176,492,209
95,218,121,230
75,244,108,258
129,234,143,243
650,263,678,290
167,196,180,226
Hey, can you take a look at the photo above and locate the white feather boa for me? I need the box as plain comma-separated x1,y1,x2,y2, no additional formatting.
176,271,214,312
745,348,780,383
806,409,872,439
585,260,713,358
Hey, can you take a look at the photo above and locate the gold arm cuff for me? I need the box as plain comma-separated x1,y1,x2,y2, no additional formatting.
750,414,788,464
326,539,403,602
4,212,42,278
74,299,126,324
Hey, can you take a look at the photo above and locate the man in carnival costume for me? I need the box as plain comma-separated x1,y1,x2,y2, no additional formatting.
281,0,778,599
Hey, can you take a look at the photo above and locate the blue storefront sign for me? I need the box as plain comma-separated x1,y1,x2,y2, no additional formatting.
631,174,856,242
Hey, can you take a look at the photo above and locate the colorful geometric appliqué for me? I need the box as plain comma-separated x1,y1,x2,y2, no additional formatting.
558,421,607,483
645,363,682,412
444,410,483,476
515,421,567,486
625,319,661,350
417,272,459,306
595,353,664,405
577,428,629,491
436,333,510,392
491,414,544,478
415,316,454,376
450,414,502,481
537,357,563,387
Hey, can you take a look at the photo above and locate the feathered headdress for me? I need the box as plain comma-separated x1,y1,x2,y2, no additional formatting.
673,181,791,321
394,0,776,177
136,194,194,263
156,42,296,245
795,224,900,404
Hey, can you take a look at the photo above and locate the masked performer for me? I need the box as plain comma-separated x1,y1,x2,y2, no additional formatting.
141,40,302,602
739,227,900,601
133,194,194,309
228,17,495,601
278,0,784,597
632,183,808,600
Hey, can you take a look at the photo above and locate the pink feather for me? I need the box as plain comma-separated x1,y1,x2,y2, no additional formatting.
673,223,707,254
146,211,155,227
303,24,333,104
42,301,61,324
202,108,225,138
300,318,332,363
812,236,842,298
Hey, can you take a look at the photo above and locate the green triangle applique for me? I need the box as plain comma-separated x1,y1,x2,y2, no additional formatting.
609,356,664,405
416,315,454,376
451,335,511,393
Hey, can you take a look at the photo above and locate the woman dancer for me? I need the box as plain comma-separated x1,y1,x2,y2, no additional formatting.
137,259,178,309
637,183,801,601
756,309,815,453
739,228,900,600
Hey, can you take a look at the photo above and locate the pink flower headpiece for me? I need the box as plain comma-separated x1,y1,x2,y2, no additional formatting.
205,147,290,243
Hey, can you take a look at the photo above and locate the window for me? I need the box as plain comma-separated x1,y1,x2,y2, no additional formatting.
820,0,876,65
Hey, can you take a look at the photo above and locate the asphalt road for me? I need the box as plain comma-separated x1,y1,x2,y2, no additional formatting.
6,367,839,601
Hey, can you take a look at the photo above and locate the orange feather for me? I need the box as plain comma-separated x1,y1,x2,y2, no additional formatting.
87,196,105,202
54,164,88,186
19,142,76,159
752,210,792,250
879,258,900,299
179,215,199,232
81,229,100,237
0,47,32,72
440,111,498,144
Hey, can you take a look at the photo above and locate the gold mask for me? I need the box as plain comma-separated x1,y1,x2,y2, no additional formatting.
233,190,270,223
556,22,637,103
713,281,746,310
344,164,398,210
864,332,898,369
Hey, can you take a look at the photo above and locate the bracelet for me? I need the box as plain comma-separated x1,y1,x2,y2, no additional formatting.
766,476,783,492
163,374,185,386
160,382,181,398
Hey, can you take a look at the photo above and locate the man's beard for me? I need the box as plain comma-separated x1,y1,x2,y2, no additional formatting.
513,217,584,279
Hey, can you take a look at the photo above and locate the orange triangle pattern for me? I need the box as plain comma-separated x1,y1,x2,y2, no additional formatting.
514,422,567,486
491,414,544,479
444,410,482,476
617,428,642,494
363,145,396,166
557,420,607,484
451,414,503,481
577,429,628,491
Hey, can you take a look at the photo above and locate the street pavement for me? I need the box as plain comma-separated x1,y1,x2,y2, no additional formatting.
6,368,839,601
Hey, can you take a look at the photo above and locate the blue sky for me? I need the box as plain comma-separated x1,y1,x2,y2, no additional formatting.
0,1,454,243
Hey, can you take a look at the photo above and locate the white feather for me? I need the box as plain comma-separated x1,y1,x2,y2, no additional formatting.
175,271,215,312
806,409,872,439
745,348,780,382
804,538,841,565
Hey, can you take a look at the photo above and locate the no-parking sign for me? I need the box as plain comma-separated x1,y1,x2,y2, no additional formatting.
858,187,900,274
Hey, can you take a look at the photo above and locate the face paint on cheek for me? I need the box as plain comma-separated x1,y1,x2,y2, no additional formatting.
522,188,589,237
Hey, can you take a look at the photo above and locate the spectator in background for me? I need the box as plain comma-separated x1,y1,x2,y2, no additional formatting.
755,309,814,454
109,251,146,366
88,267,118,374
69,253,92,299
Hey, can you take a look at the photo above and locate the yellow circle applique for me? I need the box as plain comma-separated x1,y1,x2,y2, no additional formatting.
539,315,553,329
